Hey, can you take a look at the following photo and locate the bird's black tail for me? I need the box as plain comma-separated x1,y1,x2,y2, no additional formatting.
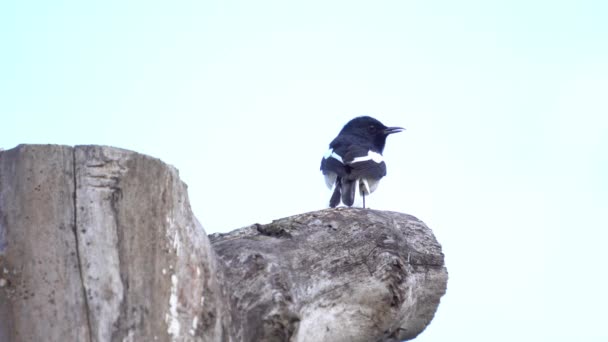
329,177,342,208
341,179,356,207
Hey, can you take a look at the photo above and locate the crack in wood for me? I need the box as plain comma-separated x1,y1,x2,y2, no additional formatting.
72,147,94,342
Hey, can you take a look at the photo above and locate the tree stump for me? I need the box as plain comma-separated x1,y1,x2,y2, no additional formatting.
0,145,447,342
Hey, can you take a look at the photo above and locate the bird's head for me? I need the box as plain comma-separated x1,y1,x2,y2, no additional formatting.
340,116,404,152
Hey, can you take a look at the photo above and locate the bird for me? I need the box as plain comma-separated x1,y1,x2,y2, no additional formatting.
320,116,404,208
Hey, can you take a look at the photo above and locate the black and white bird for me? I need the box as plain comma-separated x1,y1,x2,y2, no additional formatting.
320,116,404,208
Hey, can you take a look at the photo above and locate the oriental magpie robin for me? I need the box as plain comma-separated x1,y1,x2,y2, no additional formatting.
320,116,404,208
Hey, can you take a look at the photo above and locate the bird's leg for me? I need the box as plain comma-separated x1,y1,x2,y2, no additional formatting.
362,192,366,209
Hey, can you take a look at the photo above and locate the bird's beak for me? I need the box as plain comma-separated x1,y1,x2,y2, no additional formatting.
384,126,405,135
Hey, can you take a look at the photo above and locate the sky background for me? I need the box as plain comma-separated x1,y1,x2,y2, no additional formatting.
2,1,607,341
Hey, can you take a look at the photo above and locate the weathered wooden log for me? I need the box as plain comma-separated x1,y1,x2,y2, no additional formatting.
0,145,447,342
210,209,447,342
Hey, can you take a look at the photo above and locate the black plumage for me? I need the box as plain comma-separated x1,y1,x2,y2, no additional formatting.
320,116,404,208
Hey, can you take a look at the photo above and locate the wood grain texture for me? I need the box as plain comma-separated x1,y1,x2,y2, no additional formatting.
0,145,89,341
210,208,447,342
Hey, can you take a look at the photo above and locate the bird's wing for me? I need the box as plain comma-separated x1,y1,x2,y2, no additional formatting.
320,144,348,177
342,145,387,180
320,145,348,190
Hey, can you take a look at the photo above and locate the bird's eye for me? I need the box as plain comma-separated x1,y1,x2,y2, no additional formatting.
369,125,376,132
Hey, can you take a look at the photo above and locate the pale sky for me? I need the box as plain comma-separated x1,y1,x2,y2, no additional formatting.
2,1,607,341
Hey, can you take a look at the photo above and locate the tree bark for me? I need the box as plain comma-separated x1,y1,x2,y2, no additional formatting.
0,145,447,342
210,209,447,342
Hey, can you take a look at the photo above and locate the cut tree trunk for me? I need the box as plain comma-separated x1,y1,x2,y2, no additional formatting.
0,145,447,342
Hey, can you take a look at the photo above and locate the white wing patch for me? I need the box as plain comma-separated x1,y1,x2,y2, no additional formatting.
323,148,344,163
350,150,383,164
324,172,337,189
359,177,380,195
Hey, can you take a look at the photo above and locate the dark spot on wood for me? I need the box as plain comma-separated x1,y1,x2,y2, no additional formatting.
256,223,292,238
